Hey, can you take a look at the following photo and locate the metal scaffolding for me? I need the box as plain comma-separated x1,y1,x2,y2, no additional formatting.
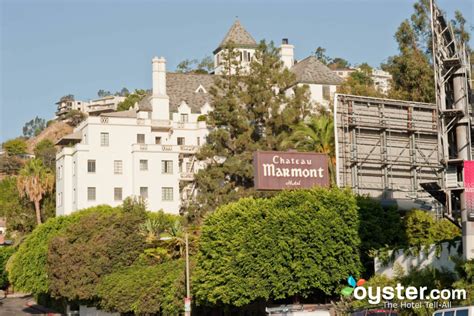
430,0,474,259
334,94,441,210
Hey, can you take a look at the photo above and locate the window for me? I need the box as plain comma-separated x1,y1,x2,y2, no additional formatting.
139,159,148,171
114,187,123,201
140,187,148,199
322,85,331,101
162,187,173,201
114,160,123,174
180,114,189,123
162,160,173,174
57,192,62,206
87,160,96,173
186,162,193,172
73,188,76,203
177,137,185,145
197,137,200,146
87,187,96,201
455,310,468,316
155,137,162,144
137,134,145,144
100,132,109,146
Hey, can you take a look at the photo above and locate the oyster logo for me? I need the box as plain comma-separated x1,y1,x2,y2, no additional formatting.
341,275,366,297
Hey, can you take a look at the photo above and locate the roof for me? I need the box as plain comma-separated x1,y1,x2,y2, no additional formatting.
138,72,215,114
56,131,82,145
101,109,137,118
291,56,344,85
214,20,258,54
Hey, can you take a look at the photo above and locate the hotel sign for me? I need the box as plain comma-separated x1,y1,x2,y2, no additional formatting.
464,161,474,222
253,151,330,190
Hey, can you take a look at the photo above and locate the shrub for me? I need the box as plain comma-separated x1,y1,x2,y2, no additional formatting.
193,187,362,306
0,247,15,289
97,260,185,314
8,205,116,295
47,208,146,302
2,138,27,156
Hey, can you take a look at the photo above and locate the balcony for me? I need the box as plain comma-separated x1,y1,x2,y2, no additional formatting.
151,120,172,131
131,144,198,154
180,172,195,181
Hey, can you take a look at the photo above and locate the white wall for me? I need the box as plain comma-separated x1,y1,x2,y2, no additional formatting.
80,305,119,316
374,241,462,278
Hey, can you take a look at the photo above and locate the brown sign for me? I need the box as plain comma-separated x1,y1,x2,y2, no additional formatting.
253,151,330,190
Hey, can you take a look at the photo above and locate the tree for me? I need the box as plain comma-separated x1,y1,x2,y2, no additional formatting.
97,260,185,315
328,57,350,69
47,208,146,302
7,205,116,295
97,89,112,97
0,247,15,290
0,176,36,234
314,46,331,65
116,89,147,111
34,139,57,169
193,188,362,306
64,109,86,126
188,41,311,220
281,114,336,182
16,159,54,225
176,56,214,74
2,138,27,156
338,64,383,97
23,116,46,138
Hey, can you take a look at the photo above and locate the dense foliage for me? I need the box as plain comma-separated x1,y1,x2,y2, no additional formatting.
34,139,57,169
176,56,214,74
0,247,15,290
116,89,147,111
97,260,185,314
193,188,362,306
47,207,146,302
2,138,27,156
189,41,312,220
23,116,46,138
7,205,116,295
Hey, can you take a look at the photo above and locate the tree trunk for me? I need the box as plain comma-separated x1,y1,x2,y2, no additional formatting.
34,199,42,225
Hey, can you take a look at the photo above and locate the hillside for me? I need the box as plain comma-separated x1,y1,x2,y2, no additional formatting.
26,121,73,153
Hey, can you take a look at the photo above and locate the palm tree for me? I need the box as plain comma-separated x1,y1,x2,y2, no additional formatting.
282,114,336,182
16,159,54,225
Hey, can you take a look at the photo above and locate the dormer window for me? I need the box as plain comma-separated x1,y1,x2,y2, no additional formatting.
195,85,207,94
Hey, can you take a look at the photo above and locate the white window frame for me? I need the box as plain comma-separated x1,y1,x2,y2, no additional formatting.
162,187,173,201
100,132,109,146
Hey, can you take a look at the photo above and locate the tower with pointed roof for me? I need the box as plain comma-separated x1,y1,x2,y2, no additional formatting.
213,20,258,74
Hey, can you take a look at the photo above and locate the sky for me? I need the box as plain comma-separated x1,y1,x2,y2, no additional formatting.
0,0,472,142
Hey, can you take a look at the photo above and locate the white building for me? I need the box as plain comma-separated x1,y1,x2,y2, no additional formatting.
55,95,126,120
371,68,392,94
56,20,344,216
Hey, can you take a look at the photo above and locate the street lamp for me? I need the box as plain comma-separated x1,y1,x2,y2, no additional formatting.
160,232,191,316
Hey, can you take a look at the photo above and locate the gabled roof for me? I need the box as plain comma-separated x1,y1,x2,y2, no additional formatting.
291,56,344,85
138,72,215,114
214,20,258,54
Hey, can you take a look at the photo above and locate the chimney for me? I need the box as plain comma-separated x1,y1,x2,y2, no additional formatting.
280,38,294,69
151,57,169,120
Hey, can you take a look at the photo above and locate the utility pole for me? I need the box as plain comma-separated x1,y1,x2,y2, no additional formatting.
430,0,474,259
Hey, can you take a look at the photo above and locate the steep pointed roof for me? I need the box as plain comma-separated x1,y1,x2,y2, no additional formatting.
214,20,258,54
291,56,344,85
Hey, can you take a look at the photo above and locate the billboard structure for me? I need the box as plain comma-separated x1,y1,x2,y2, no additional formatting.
253,151,330,190
334,94,441,210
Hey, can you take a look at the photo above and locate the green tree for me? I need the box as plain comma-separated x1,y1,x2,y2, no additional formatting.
97,260,185,315
47,208,146,302
0,176,36,234
0,247,15,290
34,139,57,169
176,56,214,74
193,188,362,306
97,89,112,97
2,138,27,156
328,57,350,69
64,109,86,126
189,41,311,220
23,116,46,138
116,89,147,111
7,206,115,295
453,259,474,305
281,114,336,182
338,63,383,97
314,46,331,65
17,159,54,225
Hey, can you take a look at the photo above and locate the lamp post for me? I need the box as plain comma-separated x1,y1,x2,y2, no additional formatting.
160,232,191,315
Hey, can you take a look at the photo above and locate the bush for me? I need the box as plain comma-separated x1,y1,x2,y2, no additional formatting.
193,187,362,306
97,260,185,314
47,208,146,302
0,247,15,290
8,205,116,295
2,138,27,156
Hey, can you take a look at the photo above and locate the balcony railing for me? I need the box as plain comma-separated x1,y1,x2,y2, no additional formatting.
180,172,194,181
151,120,172,130
132,144,198,153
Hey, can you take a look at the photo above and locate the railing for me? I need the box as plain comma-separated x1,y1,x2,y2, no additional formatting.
180,172,194,181
151,120,172,129
131,144,197,153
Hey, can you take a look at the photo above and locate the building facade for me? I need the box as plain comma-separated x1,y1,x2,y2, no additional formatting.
55,95,126,120
56,20,344,215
